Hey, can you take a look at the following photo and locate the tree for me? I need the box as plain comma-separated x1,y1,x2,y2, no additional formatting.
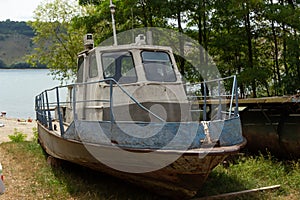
26,0,300,95
27,0,87,82
75,0,171,45
0,60,6,68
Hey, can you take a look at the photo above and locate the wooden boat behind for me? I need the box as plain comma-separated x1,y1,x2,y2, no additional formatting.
35,34,245,198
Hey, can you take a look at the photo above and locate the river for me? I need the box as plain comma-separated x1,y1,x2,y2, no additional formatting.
0,69,62,119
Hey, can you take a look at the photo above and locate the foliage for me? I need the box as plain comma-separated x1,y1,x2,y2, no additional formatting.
0,20,34,37
32,127,38,141
0,60,6,68
0,24,34,66
27,0,87,83
29,0,300,96
8,128,27,142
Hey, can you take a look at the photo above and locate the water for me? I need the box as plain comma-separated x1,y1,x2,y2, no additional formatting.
0,69,62,119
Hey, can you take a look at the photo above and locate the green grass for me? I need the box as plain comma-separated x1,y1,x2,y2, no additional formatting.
8,128,27,142
196,153,300,199
1,138,300,199
1,140,161,199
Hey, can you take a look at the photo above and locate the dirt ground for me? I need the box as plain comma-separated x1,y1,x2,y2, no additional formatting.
0,117,40,200
0,117,36,143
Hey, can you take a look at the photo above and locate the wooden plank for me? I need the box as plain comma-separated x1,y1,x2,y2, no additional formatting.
193,185,281,200
238,96,294,104
194,96,299,105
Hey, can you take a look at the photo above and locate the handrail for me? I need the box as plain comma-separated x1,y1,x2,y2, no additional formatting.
185,75,238,120
35,76,239,136
35,78,165,135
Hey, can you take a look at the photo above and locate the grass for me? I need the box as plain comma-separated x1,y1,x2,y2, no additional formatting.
0,139,161,200
0,134,300,199
8,128,27,142
196,153,300,199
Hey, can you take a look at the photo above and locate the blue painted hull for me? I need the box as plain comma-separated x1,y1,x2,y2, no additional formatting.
63,117,243,149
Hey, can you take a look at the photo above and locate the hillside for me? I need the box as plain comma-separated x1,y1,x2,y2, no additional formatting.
0,20,34,67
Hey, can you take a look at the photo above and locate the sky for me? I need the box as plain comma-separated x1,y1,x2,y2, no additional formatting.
0,0,42,21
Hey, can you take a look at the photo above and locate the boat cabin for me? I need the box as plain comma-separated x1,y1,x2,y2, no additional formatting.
66,34,189,123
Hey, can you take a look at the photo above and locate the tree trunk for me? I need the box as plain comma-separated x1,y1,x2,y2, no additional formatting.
271,0,281,94
281,0,289,79
177,1,185,76
244,5,256,97
202,0,208,65
197,4,204,67
141,2,148,27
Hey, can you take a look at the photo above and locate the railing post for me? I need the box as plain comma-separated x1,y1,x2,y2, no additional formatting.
234,76,239,117
109,80,115,123
72,85,77,121
229,76,236,119
45,91,53,131
203,81,207,121
218,80,222,119
56,87,64,135
41,93,47,126
35,96,39,121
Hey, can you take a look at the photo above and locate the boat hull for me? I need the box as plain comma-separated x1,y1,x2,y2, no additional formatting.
37,121,246,198
239,99,300,158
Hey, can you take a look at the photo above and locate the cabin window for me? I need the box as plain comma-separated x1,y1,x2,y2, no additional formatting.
89,52,98,78
142,51,176,82
76,56,84,83
102,51,137,84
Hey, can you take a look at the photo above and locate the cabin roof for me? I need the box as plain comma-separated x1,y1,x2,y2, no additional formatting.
79,44,173,57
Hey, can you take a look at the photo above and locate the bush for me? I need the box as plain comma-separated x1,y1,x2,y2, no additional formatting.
8,129,27,142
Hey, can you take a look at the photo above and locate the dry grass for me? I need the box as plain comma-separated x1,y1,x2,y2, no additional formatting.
0,141,161,200
0,138,299,200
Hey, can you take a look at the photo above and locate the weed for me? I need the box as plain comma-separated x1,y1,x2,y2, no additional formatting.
32,127,38,141
8,128,27,142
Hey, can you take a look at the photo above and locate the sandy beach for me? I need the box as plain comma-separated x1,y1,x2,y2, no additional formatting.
0,117,36,143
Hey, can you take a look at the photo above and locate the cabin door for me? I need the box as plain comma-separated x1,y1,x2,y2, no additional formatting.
74,54,88,120
83,51,100,120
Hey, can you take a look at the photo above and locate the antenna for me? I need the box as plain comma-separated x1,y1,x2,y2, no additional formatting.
131,7,134,43
110,0,118,46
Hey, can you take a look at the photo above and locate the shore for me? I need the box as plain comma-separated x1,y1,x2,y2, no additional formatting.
0,117,36,143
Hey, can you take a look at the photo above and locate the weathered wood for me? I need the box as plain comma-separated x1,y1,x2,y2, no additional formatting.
238,96,299,104
194,185,281,200
194,96,300,105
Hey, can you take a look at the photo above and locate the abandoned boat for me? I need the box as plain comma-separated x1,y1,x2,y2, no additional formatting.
35,33,245,198
237,96,300,158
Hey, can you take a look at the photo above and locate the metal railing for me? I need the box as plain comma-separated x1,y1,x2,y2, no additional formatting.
35,78,164,135
35,76,239,135
185,75,239,121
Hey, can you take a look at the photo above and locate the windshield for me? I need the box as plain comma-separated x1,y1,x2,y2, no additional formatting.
142,51,176,82
102,51,137,84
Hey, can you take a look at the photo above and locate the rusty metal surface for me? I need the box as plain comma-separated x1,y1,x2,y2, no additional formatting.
240,102,300,158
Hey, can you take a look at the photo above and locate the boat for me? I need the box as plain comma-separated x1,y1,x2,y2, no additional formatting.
237,96,300,158
34,3,245,198
35,34,245,198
